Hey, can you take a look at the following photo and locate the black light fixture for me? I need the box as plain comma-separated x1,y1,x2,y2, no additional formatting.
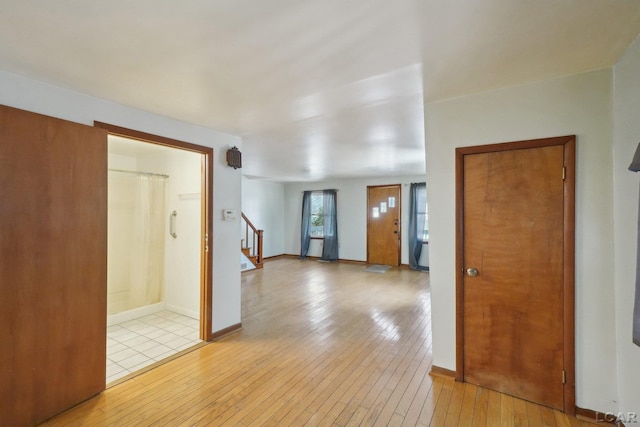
226,146,242,169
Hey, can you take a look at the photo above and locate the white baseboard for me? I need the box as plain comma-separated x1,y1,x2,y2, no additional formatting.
166,304,199,320
107,302,166,326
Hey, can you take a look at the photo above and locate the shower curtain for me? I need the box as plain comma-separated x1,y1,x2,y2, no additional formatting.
129,175,167,308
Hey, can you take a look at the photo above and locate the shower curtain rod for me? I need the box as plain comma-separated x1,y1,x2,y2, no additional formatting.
108,168,169,178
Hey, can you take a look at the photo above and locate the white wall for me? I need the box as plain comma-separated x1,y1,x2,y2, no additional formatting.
613,34,640,413
241,177,286,258
424,69,618,412
283,175,428,264
0,69,242,334
138,149,202,319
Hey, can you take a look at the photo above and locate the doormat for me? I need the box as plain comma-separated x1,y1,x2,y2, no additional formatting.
363,264,392,273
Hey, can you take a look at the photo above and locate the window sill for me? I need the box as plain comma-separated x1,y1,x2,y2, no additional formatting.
310,236,324,240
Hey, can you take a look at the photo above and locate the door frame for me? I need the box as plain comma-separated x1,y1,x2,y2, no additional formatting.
366,184,402,266
95,122,214,341
455,135,575,414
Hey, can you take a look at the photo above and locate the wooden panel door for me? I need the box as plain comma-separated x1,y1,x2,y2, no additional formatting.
457,137,575,412
0,105,107,425
367,185,401,266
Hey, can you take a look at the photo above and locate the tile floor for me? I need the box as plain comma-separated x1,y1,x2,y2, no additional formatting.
106,311,202,384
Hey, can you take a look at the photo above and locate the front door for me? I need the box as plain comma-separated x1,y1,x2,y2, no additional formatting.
367,185,401,266
0,105,107,425
456,136,575,412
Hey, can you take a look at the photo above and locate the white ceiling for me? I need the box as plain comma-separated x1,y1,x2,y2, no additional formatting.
1,0,639,182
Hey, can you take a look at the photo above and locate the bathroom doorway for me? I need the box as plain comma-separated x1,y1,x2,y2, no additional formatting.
97,122,213,384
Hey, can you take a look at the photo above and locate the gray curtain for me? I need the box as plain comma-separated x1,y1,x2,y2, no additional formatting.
300,191,312,258
634,184,640,346
408,182,429,271
629,143,640,346
320,189,339,261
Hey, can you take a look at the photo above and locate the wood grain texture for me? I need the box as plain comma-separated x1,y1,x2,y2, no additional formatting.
41,258,596,426
430,365,457,379
202,144,214,341
562,137,577,415
367,184,401,266
464,145,565,409
455,149,466,381
0,104,107,426
457,136,576,413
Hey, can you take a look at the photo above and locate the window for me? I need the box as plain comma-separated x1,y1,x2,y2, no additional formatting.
413,184,428,242
310,192,324,237
301,189,338,259
422,209,429,241
408,182,428,270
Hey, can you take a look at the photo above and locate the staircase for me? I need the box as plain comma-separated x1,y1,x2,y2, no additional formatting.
241,212,264,270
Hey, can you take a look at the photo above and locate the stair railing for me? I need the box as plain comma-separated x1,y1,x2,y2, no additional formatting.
241,212,264,269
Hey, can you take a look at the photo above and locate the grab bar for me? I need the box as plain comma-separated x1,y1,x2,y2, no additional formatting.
170,210,177,238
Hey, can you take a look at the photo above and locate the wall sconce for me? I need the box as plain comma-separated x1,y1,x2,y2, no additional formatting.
226,146,242,169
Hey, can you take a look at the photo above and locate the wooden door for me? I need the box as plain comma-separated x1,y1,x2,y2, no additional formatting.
367,185,401,266
0,105,107,425
456,136,575,412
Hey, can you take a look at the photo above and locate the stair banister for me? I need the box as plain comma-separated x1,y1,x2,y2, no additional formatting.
241,212,264,269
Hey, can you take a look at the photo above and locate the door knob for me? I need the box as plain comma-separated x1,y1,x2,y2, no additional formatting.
466,268,479,277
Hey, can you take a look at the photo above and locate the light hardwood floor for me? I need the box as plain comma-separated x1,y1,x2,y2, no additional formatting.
43,258,597,426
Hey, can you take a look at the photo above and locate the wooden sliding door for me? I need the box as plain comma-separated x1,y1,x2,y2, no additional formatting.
0,105,107,425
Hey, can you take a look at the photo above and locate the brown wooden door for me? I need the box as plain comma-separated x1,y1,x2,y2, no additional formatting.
457,137,575,412
367,185,401,266
0,105,107,425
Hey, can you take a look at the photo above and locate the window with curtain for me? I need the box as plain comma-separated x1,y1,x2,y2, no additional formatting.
419,201,429,241
310,192,324,237
408,182,429,271
300,189,338,260
628,143,640,347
